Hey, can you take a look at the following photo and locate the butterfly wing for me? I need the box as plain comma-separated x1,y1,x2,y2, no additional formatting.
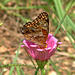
21,12,49,45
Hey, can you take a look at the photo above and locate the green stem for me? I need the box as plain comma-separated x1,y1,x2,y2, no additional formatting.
0,4,47,10
34,67,39,75
41,68,45,75
0,63,35,68
36,60,48,75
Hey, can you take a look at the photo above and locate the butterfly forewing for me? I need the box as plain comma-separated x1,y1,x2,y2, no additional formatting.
21,12,49,46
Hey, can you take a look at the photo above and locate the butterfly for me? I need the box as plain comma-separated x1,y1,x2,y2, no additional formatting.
21,12,49,46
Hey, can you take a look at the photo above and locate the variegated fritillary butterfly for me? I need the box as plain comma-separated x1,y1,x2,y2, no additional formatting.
21,12,49,46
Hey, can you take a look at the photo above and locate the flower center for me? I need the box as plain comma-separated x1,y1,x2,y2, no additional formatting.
39,43,47,49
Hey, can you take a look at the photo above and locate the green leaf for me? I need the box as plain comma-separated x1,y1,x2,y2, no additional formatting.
16,66,21,75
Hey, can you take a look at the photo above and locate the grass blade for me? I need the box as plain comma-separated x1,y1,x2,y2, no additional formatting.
8,43,21,75
49,59,61,75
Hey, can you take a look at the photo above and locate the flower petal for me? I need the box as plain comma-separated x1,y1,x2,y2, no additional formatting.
21,33,62,61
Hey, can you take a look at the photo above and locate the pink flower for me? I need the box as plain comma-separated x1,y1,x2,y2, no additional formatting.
21,33,62,61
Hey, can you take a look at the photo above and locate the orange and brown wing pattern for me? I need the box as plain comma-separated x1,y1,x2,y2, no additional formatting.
21,12,49,45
